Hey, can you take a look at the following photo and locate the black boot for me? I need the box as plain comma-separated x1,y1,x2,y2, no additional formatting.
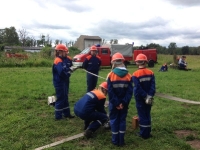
64,114,75,119
84,129,93,138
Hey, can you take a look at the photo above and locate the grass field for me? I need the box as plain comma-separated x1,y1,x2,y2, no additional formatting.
0,54,200,150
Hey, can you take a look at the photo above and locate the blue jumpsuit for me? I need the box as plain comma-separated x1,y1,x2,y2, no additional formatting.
52,56,73,120
132,67,155,139
159,64,168,71
74,89,108,132
107,67,133,146
83,55,101,92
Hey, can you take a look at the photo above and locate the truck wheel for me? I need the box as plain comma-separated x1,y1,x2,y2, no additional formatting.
148,60,154,67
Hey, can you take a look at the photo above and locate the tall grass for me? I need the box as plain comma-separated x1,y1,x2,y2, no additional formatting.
0,54,199,150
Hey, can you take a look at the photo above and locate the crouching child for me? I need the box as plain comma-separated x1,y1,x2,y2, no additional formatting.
74,82,109,138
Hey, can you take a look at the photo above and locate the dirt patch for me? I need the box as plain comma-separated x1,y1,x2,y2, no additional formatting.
187,140,200,150
54,136,65,142
175,130,197,138
175,130,200,150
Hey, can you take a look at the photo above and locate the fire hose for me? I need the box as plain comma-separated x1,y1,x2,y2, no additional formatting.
83,69,106,80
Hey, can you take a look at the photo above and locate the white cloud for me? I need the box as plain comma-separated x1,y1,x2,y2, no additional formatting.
0,0,200,47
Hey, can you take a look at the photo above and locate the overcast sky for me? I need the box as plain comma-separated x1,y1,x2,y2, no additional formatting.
1,0,200,47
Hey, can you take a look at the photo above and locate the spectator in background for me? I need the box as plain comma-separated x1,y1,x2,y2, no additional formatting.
178,55,188,70
159,63,168,72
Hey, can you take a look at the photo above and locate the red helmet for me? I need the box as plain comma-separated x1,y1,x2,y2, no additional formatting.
135,54,148,62
99,82,108,90
90,45,97,51
55,44,69,53
111,52,125,63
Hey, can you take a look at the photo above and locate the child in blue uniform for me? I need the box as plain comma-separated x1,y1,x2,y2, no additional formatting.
83,45,101,92
159,63,168,71
52,44,75,120
107,52,133,146
132,53,156,139
74,82,109,138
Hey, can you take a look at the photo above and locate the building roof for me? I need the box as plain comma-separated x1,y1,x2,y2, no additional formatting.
79,35,101,40
73,35,102,50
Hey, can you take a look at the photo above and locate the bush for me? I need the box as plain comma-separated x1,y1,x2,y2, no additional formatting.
0,46,80,68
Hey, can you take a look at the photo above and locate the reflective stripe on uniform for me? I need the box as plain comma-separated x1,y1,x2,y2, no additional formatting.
119,130,125,133
97,120,102,125
139,124,151,128
87,92,94,99
55,106,69,111
113,84,128,88
139,77,151,82
63,107,69,110
112,132,119,134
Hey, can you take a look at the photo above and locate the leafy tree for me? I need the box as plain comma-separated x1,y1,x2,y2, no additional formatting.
45,34,52,47
146,43,165,54
168,42,177,55
55,39,59,45
181,46,189,55
40,34,45,46
2,27,19,45
0,29,5,44
197,46,200,55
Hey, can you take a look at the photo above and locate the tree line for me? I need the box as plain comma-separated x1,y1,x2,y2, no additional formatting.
0,26,200,55
0,26,75,49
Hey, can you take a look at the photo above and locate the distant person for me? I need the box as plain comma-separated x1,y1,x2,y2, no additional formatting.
178,55,188,70
132,54,156,139
52,44,75,120
74,82,109,138
159,63,168,72
83,45,101,92
107,52,133,146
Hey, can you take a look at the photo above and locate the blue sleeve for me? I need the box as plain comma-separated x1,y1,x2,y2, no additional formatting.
82,58,88,69
55,62,71,79
132,76,147,98
96,99,107,114
107,78,121,107
121,81,133,107
148,75,156,96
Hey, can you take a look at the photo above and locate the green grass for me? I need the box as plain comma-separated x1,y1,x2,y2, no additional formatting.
0,55,200,150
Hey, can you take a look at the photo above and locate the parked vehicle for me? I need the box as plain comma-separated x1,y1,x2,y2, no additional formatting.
72,44,133,67
72,44,157,68
133,48,157,67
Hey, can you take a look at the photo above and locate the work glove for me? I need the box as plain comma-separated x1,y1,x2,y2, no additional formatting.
69,66,79,72
145,95,154,105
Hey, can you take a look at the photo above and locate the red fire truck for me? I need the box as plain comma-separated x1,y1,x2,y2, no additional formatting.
72,44,157,67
